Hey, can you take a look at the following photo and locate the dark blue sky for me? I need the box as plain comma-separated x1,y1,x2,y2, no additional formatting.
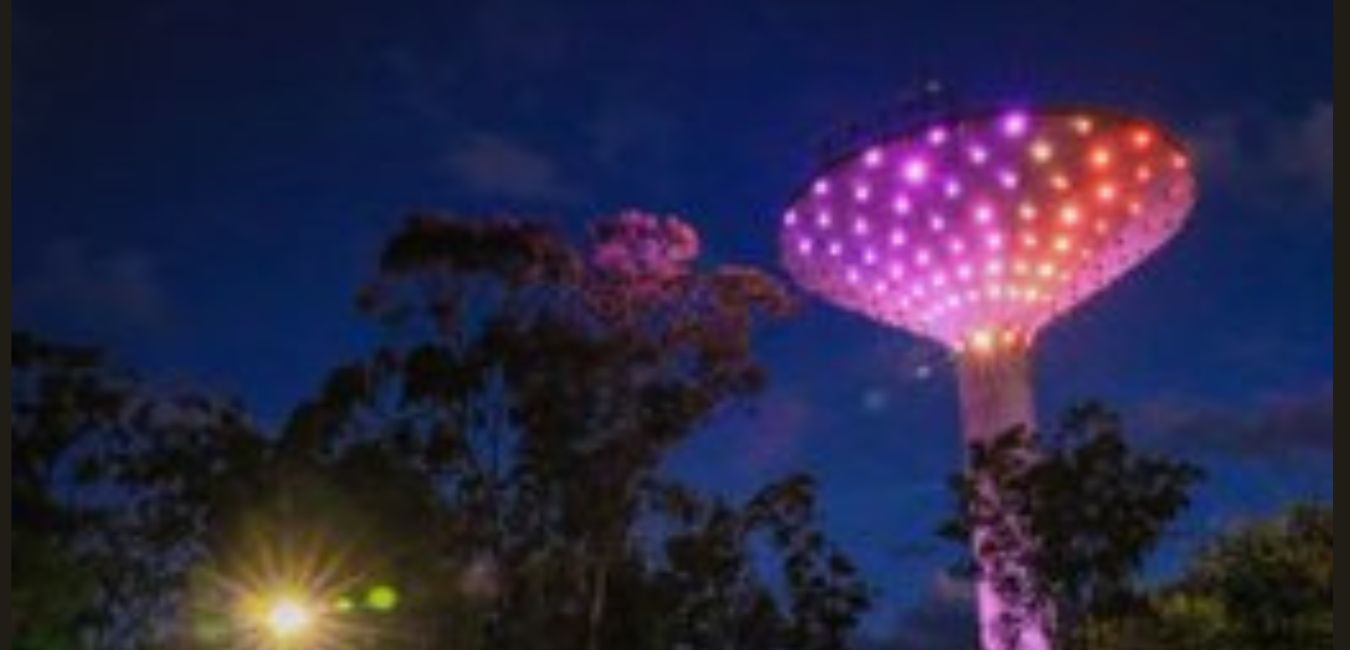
14,0,1332,642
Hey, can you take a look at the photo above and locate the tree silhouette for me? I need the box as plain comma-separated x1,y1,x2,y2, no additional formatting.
1088,502,1332,649
938,402,1203,649
11,211,871,649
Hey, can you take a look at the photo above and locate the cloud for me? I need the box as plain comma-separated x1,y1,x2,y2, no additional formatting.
1188,102,1333,211
16,241,171,334
445,132,581,202
586,107,681,167
1132,382,1332,461
861,571,975,650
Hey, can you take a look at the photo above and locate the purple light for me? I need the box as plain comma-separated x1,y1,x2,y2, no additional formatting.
781,106,1196,351
903,158,929,184
1001,111,1029,137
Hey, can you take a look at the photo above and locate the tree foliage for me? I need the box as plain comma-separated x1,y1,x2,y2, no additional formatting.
938,402,1203,649
11,211,871,650
1089,502,1332,650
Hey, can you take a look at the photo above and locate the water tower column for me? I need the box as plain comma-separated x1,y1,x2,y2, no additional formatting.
955,345,1051,650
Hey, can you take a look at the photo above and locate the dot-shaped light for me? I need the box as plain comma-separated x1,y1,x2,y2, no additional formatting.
1029,140,1054,163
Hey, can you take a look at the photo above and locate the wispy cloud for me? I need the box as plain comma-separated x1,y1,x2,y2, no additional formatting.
445,132,582,203
16,240,172,335
1189,101,1333,212
1132,382,1332,461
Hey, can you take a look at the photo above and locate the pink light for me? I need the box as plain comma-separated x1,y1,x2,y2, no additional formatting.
903,158,929,184
1001,111,1029,137
781,106,1195,353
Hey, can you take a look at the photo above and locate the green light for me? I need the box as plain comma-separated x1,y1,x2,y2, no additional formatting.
365,584,399,611
334,596,355,613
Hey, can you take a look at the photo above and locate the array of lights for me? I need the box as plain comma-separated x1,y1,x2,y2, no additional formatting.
781,107,1195,354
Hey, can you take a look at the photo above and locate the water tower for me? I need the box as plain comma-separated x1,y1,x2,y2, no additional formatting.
778,95,1196,649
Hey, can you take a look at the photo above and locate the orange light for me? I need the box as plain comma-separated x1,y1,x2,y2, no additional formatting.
1030,140,1053,163
970,329,995,353
1132,129,1153,148
1019,203,1038,220
1060,204,1081,226
1072,116,1094,134
1096,183,1118,202
1053,236,1072,253
1051,174,1071,191
1090,147,1112,168
1037,262,1056,278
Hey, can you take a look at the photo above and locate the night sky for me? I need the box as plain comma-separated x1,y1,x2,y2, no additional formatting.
13,0,1332,644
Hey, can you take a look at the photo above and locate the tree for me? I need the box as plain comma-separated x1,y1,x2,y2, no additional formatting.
938,402,1203,649
12,211,871,649
1088,502,1332,650
11,331,267,648
11,332,138,648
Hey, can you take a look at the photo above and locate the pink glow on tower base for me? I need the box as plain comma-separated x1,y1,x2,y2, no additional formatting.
957,346,1048,650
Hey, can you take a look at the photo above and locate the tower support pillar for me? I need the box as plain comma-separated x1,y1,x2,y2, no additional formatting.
955,346,1051,650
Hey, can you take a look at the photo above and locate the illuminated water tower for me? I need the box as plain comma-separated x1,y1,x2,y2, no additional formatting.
779,95,1196,649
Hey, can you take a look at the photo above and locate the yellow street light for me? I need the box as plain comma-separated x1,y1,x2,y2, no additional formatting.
263,597,314,639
